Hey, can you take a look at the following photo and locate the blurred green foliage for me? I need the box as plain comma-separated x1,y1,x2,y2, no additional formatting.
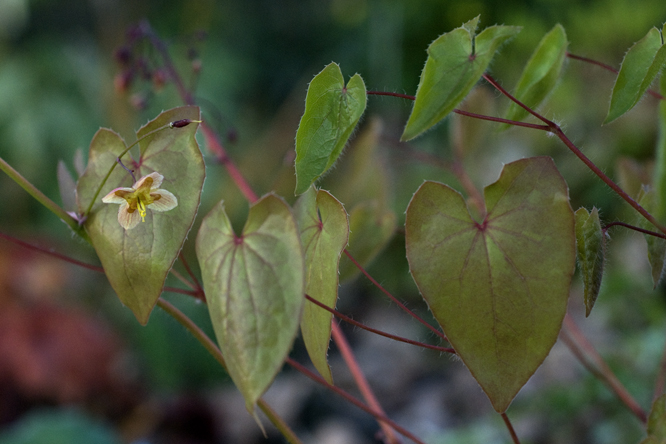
1,0,666,442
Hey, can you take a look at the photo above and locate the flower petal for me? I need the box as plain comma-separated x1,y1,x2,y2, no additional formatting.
134,172,163,190
118,204,142,230
102,187,134,204
149,189,178,212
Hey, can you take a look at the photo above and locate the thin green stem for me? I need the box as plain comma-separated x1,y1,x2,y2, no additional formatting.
0,156,90,241
155,298,303,444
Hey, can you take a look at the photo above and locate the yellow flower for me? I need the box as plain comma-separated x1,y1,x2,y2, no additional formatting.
102,172,178,230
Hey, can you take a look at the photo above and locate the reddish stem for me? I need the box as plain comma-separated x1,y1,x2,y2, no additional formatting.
344,249,448,341
501,413,521,444
562,314,647,423
331,323,401,444
142,21,259,204
0,231,202,298
305,295,454,354
482,73,666,236
0,231,104,273
286,357,425,444
200,122,259,203
366,91,550,130
567,52,665,101
603,221,666,240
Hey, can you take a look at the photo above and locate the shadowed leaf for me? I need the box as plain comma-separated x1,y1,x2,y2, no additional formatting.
339,201,396,282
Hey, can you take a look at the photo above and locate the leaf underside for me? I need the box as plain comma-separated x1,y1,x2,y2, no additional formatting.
406,156,575,412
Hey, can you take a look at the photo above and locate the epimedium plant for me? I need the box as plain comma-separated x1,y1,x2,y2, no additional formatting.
3,16,666,444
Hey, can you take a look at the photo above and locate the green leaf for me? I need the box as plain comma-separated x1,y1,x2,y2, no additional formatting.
294,62,367,195
196,194,305,412
637,188,666,288
294,186,349,384
503,24,568,126
574,207,606,316
77,106,204,324
641,394,666,444
339,200,396,282
405,157,575,412
605,27,666,124
401,16,520,141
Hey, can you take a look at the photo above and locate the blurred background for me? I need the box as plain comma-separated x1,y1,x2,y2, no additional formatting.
1,0,666,443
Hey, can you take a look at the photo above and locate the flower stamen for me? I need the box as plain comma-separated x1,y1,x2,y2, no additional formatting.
102,172,178,230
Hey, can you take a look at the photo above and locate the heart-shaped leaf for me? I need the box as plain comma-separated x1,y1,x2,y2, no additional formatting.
574,207,606,316
196,194,305,412
77,106,204,325
294,62,367,195
294,186,349,384
503,24,568,126
401,16,520,141
605,25,666,124
405,157,575,412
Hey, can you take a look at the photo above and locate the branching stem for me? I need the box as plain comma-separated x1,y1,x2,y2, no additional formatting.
481,73,666,236
344,249,448,341
305,295,454,354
